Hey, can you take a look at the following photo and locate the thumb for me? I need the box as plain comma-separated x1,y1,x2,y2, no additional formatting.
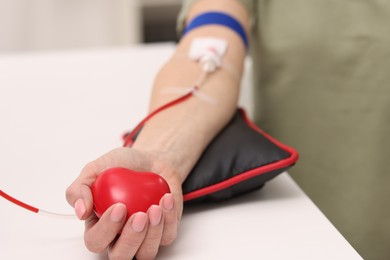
65,147,151,220
66,180,94,220
66,158,109,220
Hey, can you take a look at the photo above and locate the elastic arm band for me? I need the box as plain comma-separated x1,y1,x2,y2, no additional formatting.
183,12,249,49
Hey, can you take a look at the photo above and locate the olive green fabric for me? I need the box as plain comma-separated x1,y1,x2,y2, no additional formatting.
178,1,390,259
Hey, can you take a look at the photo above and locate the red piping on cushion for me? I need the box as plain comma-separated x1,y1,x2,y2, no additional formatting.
183,108,299,201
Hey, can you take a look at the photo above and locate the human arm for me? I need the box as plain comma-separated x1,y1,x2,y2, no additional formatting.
65,0,250,259
135,0,250,180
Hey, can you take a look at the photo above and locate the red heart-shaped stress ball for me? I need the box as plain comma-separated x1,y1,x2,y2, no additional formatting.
91,167,170,220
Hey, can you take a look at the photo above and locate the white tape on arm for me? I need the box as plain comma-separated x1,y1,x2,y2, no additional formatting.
189,37,228,72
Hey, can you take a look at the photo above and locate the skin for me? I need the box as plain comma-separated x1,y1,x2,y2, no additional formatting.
65,0,250,259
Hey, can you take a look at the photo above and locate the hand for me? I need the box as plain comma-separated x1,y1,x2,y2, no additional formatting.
66,147,183,260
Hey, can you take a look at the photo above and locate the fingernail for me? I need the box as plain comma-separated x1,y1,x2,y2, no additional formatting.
74,199,86,219
148,205,163,226
163,194,174,210
110,203,127,223
132,212,148,232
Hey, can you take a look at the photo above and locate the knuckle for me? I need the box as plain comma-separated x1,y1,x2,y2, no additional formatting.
160,233,177,246
146,231,162,242
100,226,114,240
136,250,158,260
65,185,76,203
65,186,72,198
82,161,97,175
126,237,143,249
108,250,122,260
84,235,105,253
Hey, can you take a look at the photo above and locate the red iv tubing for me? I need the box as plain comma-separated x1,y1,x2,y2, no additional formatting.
0,88,196,219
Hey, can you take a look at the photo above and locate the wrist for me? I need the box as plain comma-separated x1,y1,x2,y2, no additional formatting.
136,148,187,184
132,112,207,183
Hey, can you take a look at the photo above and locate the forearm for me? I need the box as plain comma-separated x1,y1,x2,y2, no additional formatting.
133,0,250,182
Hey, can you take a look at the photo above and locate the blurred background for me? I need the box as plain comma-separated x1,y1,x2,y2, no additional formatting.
0,0,182,53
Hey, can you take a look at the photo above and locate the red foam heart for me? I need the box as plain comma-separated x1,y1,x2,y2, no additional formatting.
91,167,170,220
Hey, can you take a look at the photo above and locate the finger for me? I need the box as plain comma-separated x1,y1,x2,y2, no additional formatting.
160,193,179,246
66,148,151,210
135,205,164,260
66,158,108,218
66,182,94,220
84,203,127,253
109,212,148,259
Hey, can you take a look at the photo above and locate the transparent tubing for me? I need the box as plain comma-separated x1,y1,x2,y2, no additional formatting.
38,209,77,219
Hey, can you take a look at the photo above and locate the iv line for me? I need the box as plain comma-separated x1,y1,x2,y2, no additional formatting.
1,37,232,220
0,189,76,219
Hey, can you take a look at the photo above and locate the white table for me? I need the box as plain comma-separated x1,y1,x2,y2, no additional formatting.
0,44,362,259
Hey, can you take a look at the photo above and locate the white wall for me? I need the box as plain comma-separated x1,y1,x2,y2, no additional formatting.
0,0,142,53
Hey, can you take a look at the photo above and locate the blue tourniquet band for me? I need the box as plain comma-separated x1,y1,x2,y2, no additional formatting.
183,12,249,48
